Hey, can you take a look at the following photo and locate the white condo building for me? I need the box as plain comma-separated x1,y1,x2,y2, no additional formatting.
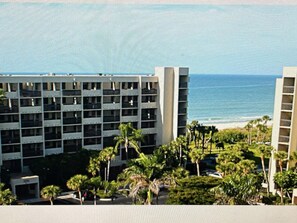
0,67,189,175
269,67,297,192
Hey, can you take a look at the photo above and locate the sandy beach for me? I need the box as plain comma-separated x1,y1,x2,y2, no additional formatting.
202,121,273,130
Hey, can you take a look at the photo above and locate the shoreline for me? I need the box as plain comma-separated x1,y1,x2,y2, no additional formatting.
200,120,273,130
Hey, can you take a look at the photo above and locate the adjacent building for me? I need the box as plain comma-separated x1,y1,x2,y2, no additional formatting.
0,67,189,176
269,67,297,192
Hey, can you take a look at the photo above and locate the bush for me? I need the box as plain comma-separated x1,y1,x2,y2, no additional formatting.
215,129,247,144
166,176,221,205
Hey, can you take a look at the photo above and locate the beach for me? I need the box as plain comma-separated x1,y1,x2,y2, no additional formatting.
202,121,273,130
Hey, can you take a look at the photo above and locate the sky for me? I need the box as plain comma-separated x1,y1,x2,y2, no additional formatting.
1,2,297,74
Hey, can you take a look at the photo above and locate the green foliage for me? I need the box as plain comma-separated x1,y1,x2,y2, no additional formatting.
214,173,261,205
274,170,297,194
167,176,221,205
0,183,16,205
97,181,118,198
30,149,93,189
40,185,61,205
214,129,247,144
66,174,88,191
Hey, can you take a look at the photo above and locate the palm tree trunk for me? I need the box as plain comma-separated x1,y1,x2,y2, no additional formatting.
179,146,182,166
280,187,284,204
79,190,83,205
107,160,110,182
279,161,283,173
196,161,200,176
261,156,269,196
94,186,97,205
50,198,53,205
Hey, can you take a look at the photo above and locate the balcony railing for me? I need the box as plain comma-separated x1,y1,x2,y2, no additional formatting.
83,103,101,109
280,119,291,127
20,90,41,97
21,120,42,128
279,135,290,143
84,130,102,137
63,117,82,124
142,89,157,95
0,118,19,123
178,120,187,126
281,103,293,111
283,86,294,94
178,108,187,114
103,89,120,95
1,137,20,144
63,90,81,96
103,116,120,122
23,150,43,157
0,106,19,113
44,104,61,111
122,102,138,108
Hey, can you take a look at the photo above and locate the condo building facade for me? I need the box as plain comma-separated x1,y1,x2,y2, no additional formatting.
269,67,297,192
0,67,189,175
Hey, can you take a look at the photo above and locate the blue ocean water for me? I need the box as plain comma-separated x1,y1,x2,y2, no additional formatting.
188,74,281,124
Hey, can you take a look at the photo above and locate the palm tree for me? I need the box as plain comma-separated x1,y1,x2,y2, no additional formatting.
99,146,117,181
40,185,61,205
87,157,101,177
244,121,253,145
216,162,237,177
114,123,143,159
236,160,256,175
256,145,272,195
208,125,218,154
274,172,286,204
87,176,102,205
290,151,297,171
66,174,88,205
0,183,16,205
175,135,187,166
274,151,289,173
189,148,205,176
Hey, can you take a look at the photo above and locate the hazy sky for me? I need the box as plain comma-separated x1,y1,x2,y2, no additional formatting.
1,2,297,74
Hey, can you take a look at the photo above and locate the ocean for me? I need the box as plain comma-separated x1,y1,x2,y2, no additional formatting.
187,74,281,125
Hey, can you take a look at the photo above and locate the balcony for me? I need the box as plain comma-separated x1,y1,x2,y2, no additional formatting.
279,135,290,143
44,119,61,127
23,150,43,158
45,133,61,140
0,106,18,114
178,120,187,126
0,122,19,130
83,144,102,151
21,120,42,128
63,90,81,96
20,90,41,97
280,119,291,127
22,135,43,144
83,103,101,110
283,86,294,94
44,104,61,111
281,103,293,111
5,92,18,99
45,148,63,156
179,95,187,101
63,117,82,125
178,107,187,114
142,128,157,134
121,116,138,122
141,102,157,109
19,106,42,114
103,116,120,122
141,114,156,121
43,91,61,97
121,89,138,96
142,89,157,95
179,82,188,88
84,130,101,137
122,102,138,108
83,117,102,125
61,104,82,111
102,103,121,110
102,129,120,137
63,132,82,140
103,89,120,95
1,137,20,144
2,152,22,161
83,89,102,96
